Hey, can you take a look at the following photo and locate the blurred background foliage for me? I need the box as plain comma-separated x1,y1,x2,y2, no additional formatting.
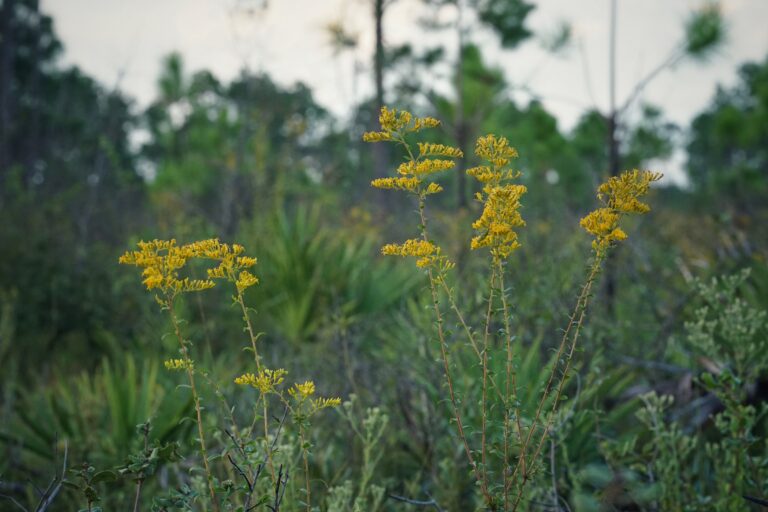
1,0,767,510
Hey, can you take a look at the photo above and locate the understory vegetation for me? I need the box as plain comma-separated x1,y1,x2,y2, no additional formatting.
1,1,768,511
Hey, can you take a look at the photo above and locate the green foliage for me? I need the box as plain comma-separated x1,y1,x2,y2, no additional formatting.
246,206,419,344
688,54,768,199
685,1,726,60
602,270,768,511
1,356,193,472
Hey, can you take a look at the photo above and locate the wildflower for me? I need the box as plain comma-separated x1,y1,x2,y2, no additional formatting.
396,159,455,177
381,239,447,268
234,368,288,394
597,169,663,214
119,239,215,295
371,176,421,193
467,135,527,261
470,184,527,261
364,107,460,197
312,397,342,410
289,380,341,415
164,358,193,371
236,271,259,292
417,142,464,159
199,239,260,292
289,380,316,400
581,170,662,254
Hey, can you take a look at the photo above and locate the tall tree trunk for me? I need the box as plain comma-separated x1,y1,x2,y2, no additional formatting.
372,0,387,181
0,0,17,190
605,0,619,319
455,0,468,209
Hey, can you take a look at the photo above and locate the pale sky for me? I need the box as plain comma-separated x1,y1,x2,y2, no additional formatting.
42,0,768,183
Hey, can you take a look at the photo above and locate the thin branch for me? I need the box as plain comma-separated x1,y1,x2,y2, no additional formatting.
389,493,445,512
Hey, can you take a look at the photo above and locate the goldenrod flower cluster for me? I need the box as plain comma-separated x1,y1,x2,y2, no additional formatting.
191,239,260,292
467,135,528,262
363,106,440,142
119,239,216,294
363,107,462,270
289,380,342,413
234,368,288,394
364,106,462,198
289,380,316,399
381,239,438,268
580,170,663,253
164,358,194,371
119,238,260,297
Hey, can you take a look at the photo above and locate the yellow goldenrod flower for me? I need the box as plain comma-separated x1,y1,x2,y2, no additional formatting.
597,169,663,214
311,397,342,410
363,107,460,198
470,184,527,261
119,239,216,294
417,142,464,159
235,270,259,292
424,182,443,195
234,368,288,394
371,176,421,193
475,134,518,169
397,159,456,177
381,239,450,268
289,380,316,400
467,135,527,261
362,131,392,142
164,358,194,371
581,170,662,254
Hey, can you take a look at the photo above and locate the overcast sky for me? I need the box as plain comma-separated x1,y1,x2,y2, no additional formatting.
41,0,768,183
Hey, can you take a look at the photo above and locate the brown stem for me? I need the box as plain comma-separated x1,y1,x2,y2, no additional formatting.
169,301,220,512
497,260,524,511
480,267,496,488
508,256,602,509
300,427,311,512
236,291,262,372
263,398,277,484
417,195,492,505
439,278,505,403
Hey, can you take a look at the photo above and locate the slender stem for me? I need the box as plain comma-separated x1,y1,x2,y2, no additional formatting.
235,291,262,372
417,194,491,505
169,300,219,512
497,259,524,511
263,398,277,484
133,480,143,512
439,278,505,403
300,427,311,512
480,267,496,487
508,256,602,509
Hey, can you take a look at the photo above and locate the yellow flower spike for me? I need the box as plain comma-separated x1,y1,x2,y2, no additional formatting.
362,131,393,142
371,176,421,193
236,256,257,268
164,358,193,371
411,116,441,132
424,182,444,195
581,170,662,254
382,239,453,269
235,270,259,291
397,159,456,177
120,239,217,295
289,380,316,400
597,169,663,214
417,142,463,159
234,373,256,386
311,397,342,411
381,239,437,259
236,368,288,394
